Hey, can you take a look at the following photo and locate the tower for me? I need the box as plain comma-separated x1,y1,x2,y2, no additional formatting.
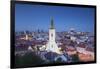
25,34,28,40
46,18,61,54
49,18,55,42
24,31,28,40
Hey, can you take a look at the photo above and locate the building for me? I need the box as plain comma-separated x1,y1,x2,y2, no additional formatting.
76,43,94,61
45,18,61,54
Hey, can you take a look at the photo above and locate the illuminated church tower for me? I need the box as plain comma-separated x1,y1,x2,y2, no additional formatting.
46,18,61,54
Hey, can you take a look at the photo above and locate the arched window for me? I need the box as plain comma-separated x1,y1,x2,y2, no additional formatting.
51,33,53,37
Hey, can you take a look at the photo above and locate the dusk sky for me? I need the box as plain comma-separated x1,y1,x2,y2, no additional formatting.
15,3,95,32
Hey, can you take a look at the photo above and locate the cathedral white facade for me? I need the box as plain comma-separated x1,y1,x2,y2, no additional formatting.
45,18,61,54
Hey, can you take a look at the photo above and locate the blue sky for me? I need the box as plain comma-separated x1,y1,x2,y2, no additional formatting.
15,3,95,32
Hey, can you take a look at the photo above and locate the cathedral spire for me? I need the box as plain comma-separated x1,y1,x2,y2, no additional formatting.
50,17,54,29
45,17,61,54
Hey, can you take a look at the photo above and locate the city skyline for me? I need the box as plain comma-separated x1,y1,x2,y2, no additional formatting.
15,3,95,32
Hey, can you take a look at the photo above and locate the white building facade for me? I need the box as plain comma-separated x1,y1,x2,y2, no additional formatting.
46,18,61,54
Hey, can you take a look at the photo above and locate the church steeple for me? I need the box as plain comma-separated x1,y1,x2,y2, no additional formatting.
45,17,61,54
50,17,54,29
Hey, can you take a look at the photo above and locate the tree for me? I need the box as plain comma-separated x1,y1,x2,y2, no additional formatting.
15,52,45,68
71,54,79,62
